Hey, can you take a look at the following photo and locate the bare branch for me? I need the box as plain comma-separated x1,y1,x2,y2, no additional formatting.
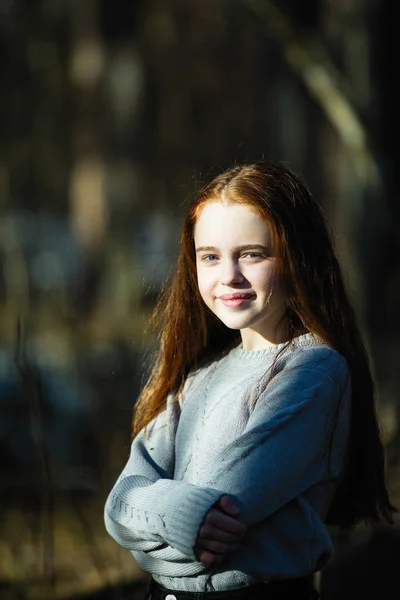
241,0,382,190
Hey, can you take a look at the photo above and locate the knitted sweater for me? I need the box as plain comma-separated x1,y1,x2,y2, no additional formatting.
104,333,351,592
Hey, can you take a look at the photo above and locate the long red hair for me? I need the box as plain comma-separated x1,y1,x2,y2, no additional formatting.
132,160,396,529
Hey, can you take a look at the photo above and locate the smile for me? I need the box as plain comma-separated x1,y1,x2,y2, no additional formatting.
218,293,255,308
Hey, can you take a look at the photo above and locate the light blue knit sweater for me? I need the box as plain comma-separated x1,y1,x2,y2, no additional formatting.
104,333,351,592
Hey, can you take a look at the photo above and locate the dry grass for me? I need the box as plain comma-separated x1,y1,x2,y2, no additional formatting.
0,446,399,600
0,485,147,600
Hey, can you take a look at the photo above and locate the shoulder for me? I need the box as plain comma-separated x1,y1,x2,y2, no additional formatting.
274,335,349,388
181,357,221,399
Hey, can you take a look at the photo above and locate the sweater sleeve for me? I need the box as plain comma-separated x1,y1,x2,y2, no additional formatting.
201,349,351,526
104,394,223,560
105,349,350,564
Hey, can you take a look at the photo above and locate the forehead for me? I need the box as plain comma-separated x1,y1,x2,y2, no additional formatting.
194,202,272,246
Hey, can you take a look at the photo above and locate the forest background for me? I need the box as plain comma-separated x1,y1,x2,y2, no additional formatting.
1,1,399,599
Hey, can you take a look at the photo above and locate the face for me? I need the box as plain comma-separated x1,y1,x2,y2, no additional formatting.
194,201,287,349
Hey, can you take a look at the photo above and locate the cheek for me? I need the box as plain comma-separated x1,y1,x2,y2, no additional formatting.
258,267,284,298
271,272,285,301
197,268,207,298
196,266,211,301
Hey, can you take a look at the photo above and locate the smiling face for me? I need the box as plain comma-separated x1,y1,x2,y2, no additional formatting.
194,201,288,349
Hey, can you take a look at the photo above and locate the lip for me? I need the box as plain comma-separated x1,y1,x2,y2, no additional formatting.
218,293,255,308
219,293,254,300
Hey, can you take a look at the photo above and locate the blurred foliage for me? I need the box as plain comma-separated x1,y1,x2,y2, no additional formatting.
0,0,399,598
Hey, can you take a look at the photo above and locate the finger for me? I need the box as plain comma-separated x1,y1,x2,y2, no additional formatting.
195,549,225,565
195,539,241,554
198,524,243,544
205,509,247,536
218,495,241,516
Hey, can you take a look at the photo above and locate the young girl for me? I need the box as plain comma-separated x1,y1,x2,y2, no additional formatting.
104,160,396,600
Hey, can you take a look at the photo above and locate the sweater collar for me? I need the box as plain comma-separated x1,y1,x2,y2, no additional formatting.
229,332,324,360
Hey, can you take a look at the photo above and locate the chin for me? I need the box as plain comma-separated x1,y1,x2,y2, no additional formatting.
217,316,250,330
222,323,244,331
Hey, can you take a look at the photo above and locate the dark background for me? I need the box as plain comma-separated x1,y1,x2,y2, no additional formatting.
0,1,399,598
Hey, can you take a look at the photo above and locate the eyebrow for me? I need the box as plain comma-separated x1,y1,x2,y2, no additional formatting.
195,244,270,254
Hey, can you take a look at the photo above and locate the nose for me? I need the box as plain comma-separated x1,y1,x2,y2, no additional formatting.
221,259,243,285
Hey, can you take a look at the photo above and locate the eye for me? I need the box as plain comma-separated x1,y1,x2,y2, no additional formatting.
202,254,219,262
241,252,263,260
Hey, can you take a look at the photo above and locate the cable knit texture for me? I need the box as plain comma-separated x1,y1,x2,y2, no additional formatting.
104,333,351,591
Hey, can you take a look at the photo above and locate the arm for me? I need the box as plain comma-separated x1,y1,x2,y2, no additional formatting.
104,393,224,560
106,350,349,563
191,350,350,565
200,351,351,527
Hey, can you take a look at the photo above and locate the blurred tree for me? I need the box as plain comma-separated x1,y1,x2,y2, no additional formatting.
0,1,399,598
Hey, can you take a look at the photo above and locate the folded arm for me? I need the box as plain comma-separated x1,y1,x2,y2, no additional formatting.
105,350,350,567
104,394,224,564
201,351,351,526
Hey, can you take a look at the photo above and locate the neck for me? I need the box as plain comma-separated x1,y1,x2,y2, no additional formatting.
240,325,290,350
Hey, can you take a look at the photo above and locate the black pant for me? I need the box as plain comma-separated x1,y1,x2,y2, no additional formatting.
146,577,320,600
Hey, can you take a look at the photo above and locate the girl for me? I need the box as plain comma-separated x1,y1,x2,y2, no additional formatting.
104,160,396,600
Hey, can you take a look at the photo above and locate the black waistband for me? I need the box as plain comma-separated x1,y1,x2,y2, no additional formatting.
147,576,318,600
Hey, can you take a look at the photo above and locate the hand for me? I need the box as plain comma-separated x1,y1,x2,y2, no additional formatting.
194,495,247,565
